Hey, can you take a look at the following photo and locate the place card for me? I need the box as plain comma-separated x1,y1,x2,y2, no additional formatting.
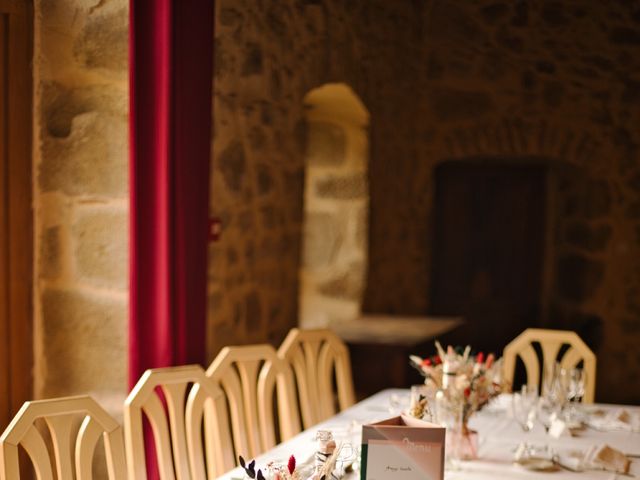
548,418,572,438
361,415,445,480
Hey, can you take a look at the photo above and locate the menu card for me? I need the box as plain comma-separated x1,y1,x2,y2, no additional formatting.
361,415,445,480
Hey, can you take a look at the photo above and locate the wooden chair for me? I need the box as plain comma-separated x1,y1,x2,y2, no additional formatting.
503,328,597,403
206,345,301,468
278,328,356,428
0,395,126,480
124,364,226,480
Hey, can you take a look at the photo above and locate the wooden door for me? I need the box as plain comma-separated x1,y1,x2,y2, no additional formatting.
430,161,547,354
0,0,33,429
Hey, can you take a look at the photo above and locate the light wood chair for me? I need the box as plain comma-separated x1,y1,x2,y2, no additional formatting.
278,328,356,428
503,328,597,403
124,364,227,480
0,395,126,480
206,344,301,468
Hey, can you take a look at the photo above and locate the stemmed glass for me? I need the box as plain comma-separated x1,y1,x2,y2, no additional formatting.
565,368,586,424
512,385,539,432
567,368,586,404
539,363,566,430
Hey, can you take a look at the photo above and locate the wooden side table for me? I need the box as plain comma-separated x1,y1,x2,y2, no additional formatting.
331,315,464,400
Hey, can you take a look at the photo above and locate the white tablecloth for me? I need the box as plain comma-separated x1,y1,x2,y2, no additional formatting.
218,389,640,479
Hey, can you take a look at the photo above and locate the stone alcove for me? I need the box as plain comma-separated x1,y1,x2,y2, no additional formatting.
299,84,370,328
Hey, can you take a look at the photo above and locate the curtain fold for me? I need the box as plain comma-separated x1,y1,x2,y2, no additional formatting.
129,0,214,474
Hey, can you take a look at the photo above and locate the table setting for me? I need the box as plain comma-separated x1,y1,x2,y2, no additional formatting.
221,341,639,480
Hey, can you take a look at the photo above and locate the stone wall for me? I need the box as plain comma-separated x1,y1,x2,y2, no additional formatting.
210,0,640,403
207,0,423,359
34,0,129,415
27,0,640,412
361,1,640,403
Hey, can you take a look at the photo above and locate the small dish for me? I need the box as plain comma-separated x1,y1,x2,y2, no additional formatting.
565,419,584,430
514,457,557,471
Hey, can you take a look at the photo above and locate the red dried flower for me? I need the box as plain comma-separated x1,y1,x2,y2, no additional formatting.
421,358,432,366
485,353,495,369
287,455,296,474
476,352,484,364
464,387,471,398
433,355,442,365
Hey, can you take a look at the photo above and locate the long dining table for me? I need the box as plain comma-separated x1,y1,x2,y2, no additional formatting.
218,389,640,480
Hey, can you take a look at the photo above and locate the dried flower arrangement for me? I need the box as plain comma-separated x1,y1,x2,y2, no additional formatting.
238,446,347,480
409,340,506,426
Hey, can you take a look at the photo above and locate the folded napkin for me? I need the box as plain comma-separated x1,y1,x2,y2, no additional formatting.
584,444,631,474
588,408,639,432
554,450,586,472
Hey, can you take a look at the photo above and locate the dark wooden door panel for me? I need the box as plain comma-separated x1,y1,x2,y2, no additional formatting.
430,161,547,353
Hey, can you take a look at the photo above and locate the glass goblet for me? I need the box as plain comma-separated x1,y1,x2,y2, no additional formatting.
512,386,539,432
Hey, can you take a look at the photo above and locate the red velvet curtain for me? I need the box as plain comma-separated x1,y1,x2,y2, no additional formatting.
130,2,214,477
129,0,214,390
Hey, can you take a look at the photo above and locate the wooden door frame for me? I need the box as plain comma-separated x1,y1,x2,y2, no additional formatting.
0,0,33,428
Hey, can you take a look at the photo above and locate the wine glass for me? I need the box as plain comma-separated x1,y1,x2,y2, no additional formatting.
568,368,586,403
512,385,539,432
542,363,567,415
539,364,560,432
565,368,586,423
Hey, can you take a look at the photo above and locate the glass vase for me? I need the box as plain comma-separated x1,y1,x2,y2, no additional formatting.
435,391,479,467
448,424,479,461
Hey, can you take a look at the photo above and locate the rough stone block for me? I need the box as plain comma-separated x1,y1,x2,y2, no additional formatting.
219,7,243,27
256,163,274,195
355,205,368,250
73,207,128,289
242,42,263,76
41,82,127,139
303,212,342,269
306,122,346,166
541,1,569,27
39,111,127,197
249,127,268,151
218,140,246,193
244,290,263,332
318,265,364,300
40,288,126,397
430,88,493,121
42,81,91,139
564,222,612,252
429,1,485,44
584,180,612,218
73,6,128,72
40,226,62,279
315,173,367,199
260,205,284,229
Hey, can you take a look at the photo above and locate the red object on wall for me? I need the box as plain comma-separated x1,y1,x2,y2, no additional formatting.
129,1,214,475
209,217,222,242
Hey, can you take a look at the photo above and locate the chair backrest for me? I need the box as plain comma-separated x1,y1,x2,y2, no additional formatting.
278,328,355,428
124,364,225,480
206,344,301,469
503,328,597,403
0,395,126,480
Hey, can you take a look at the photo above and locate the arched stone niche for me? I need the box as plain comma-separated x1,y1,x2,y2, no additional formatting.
299,83,370,328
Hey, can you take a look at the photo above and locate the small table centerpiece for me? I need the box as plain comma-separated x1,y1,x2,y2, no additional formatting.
408,341,506,460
